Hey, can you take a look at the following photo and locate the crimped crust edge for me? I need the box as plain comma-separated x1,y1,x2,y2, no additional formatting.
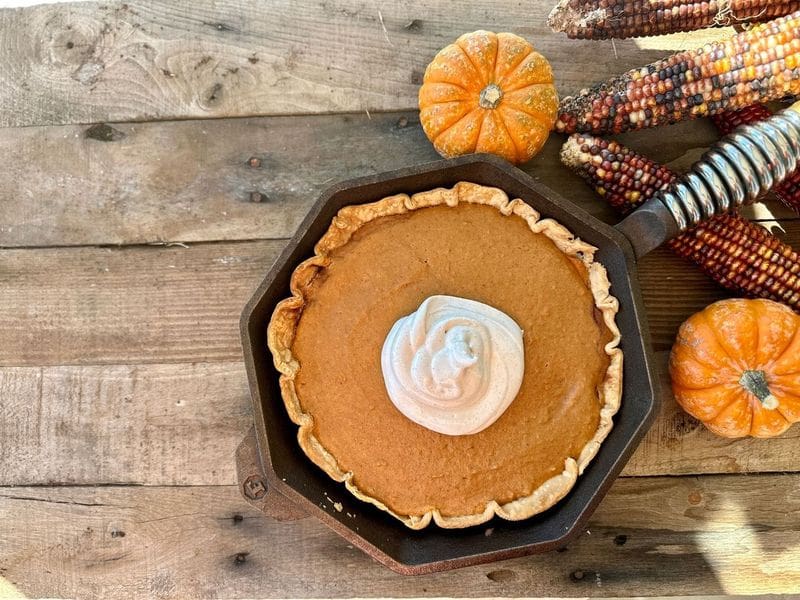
267,182,623,530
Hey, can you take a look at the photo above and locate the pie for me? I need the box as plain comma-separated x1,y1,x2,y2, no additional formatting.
268,182,622,529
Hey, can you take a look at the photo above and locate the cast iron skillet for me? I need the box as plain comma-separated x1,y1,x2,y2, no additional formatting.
235,153,690,574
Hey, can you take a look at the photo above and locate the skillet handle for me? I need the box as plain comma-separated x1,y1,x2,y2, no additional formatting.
235,427,309,521
616,102,800,260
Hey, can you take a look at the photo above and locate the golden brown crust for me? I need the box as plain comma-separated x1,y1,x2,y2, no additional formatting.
268,182,623,529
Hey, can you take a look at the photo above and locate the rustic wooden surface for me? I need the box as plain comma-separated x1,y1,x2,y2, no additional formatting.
2,1,800,598
0,1,735,127
3,476,800,599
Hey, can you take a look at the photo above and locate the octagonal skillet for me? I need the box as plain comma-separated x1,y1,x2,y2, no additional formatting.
236,108,800,575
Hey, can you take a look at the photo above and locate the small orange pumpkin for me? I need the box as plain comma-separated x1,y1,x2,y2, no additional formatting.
418,31,558,164
670,299,800,438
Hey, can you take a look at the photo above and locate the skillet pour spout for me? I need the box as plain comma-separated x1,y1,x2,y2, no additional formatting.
617,101,800,260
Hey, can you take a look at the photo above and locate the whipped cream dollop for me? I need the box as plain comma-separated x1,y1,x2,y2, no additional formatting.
381,295,524,435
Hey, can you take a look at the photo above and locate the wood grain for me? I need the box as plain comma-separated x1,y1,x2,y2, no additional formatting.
1,476,798,598
0,1,737,128
0,112,438,248
4,223,799,368
0,362,251,487
0,240,283,366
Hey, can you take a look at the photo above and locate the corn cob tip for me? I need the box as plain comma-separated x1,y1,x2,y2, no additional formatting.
547,0,800,40
559,134,591,170
547,1,601,36
670,213,800,312
560,133,677,214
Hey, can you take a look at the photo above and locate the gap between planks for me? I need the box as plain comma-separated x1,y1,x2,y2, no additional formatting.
0,237,290,252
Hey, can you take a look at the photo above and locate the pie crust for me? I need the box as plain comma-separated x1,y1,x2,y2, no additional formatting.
268,182,623,529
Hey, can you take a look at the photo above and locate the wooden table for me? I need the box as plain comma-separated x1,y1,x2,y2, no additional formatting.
1,2,799,598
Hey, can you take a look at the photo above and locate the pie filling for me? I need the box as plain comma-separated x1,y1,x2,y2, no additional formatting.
269,184,622,528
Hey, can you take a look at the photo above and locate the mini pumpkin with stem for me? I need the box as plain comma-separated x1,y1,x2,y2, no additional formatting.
418,31,559,164
670,299,800,438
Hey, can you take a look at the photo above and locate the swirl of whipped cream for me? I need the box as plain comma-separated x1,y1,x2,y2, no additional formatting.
381,295,524,435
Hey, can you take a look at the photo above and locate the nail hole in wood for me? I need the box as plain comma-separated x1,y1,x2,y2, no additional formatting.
85,123,126,142
249,191,267,203
486,569,516,582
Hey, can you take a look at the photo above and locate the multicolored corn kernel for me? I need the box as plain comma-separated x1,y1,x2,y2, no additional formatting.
555,12,800,135
711,104,800,215
561,133,800,310
549,0,800,40
709,103,773,134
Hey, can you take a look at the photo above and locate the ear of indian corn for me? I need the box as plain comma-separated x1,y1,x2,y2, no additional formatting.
555,11,800,135
561,134,800,310
675,213,800,309
710,104,800,215
548,0,800,40
558,135,675,214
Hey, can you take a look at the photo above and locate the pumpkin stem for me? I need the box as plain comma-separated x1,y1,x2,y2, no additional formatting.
479,84,504,109
739,370,779,410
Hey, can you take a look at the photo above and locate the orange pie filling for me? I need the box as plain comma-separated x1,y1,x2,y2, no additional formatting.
269,183,622,529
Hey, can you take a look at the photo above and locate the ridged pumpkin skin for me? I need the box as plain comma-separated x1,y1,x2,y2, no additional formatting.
418,31,558,164
670,299,800,438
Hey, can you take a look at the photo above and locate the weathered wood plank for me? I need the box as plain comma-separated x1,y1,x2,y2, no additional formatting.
0,240,283,366
4,224,799,367
0,112,436,247
2,351,799,488
2,109,796,248
1,477,798,598
0,362,252,487
0,1,737,127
